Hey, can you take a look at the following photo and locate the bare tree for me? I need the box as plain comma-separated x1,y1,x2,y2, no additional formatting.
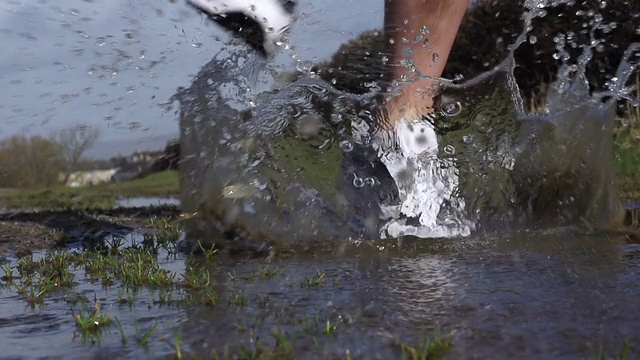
51,125,101,183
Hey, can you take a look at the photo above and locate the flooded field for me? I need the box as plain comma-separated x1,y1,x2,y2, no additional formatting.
2,0,640,359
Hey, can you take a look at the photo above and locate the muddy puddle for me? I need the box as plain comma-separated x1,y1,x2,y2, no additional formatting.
1,228,639,359
180,231,640,359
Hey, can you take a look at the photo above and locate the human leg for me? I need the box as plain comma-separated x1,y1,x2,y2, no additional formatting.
382,0,470,125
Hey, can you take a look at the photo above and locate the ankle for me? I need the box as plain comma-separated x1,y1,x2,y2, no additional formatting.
383,81,439,128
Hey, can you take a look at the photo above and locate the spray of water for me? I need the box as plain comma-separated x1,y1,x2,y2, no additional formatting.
176,0,639,253
376,0,638,238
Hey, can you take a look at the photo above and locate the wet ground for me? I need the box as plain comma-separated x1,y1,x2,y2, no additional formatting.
0,204,180,256
1,197,640,360
1,212,640,359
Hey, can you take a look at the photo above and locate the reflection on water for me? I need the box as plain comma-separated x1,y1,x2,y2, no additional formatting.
116,196,180,208
0,231,639,359
0,232,188,360
175,231,640,359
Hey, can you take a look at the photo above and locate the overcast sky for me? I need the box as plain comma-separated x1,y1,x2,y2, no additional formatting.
1,0,386,158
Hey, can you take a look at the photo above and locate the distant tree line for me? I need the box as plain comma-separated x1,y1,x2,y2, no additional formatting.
0,125,100,188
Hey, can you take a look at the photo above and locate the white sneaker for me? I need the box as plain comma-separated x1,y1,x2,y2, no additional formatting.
394,117,439,157
188,0,294,56
378,117,474,239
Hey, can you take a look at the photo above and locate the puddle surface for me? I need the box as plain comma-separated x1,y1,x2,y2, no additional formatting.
116,197,180,208
0,230,639,359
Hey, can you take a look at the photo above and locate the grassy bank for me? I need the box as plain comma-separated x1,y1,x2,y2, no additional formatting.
0,171,179,211
614,99,640,199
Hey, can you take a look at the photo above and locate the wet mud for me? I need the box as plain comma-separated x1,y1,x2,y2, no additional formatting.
0,205,180,256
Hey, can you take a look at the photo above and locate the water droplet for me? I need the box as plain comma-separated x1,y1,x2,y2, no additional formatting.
340,140,353,152
381,56,389,64
365,178,376,187
529,35,537,44
364,81,381,90
462,135,474,145
401,37,409,44
403,19,409,25
422,38,430,47
331,78,337,85
413,34,423,43
353,176,365,188
432,53,440,63
472,111,492,133
438,159,452,169
444,144,456,155
275,40,292,50
440,101,462,117
420,25,430,35
250,4,256,11
389,38,395,45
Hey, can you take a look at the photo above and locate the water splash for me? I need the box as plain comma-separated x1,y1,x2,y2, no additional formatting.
176,2,639,253
376,0,638,238
176,44,393,252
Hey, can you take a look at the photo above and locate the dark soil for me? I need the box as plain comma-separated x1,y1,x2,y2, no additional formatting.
0,205,180,257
